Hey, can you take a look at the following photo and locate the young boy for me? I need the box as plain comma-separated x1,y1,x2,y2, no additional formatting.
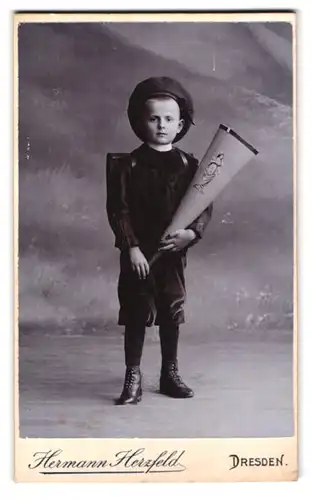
106,76,213,405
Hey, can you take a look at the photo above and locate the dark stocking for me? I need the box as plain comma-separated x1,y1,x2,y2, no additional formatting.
124,324,146,368
159,323,179,364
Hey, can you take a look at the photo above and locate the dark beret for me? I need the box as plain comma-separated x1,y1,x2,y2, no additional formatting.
127,76,195,143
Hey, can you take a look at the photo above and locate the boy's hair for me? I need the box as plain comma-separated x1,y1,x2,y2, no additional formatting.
127,76,195,143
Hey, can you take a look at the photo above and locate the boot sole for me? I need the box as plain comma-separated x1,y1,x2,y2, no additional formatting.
159,389,194,399
115,393,142,405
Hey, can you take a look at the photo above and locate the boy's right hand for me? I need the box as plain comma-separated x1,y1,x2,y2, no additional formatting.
129,246,150,279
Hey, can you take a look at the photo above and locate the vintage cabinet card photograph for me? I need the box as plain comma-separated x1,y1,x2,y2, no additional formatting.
14,11,297,482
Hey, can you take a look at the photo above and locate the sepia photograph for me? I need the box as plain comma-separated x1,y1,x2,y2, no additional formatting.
15,12,296,482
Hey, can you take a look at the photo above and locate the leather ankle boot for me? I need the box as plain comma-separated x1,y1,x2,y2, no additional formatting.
160,361,194,398
115,367,142,405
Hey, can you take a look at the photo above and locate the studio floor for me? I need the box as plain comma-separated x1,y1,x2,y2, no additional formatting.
18,325,294,439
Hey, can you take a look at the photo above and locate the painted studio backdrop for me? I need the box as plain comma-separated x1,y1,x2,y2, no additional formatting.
18,21,294,438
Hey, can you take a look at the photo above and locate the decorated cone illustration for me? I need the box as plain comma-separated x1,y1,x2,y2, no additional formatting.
149,124,259,266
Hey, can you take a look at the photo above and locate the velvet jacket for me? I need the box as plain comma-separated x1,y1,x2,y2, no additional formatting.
106,144,213,259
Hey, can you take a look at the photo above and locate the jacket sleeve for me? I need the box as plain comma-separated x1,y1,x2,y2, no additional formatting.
187,204,213,243
106,153,140,250
185,156,214,247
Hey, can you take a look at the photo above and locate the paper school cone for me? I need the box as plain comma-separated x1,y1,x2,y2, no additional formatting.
149,124,259,266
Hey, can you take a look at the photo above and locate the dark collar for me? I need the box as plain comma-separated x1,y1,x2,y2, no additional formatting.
133,143,181,166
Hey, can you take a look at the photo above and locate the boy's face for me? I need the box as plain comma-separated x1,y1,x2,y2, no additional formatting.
142,97,184,147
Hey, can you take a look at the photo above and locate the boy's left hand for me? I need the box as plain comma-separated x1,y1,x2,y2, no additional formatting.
158,229,196,252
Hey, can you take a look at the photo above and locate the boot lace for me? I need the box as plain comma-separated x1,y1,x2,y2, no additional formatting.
170,368,184,386
125,368,138,388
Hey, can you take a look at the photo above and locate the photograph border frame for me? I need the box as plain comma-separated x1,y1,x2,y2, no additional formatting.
13,10,298,483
